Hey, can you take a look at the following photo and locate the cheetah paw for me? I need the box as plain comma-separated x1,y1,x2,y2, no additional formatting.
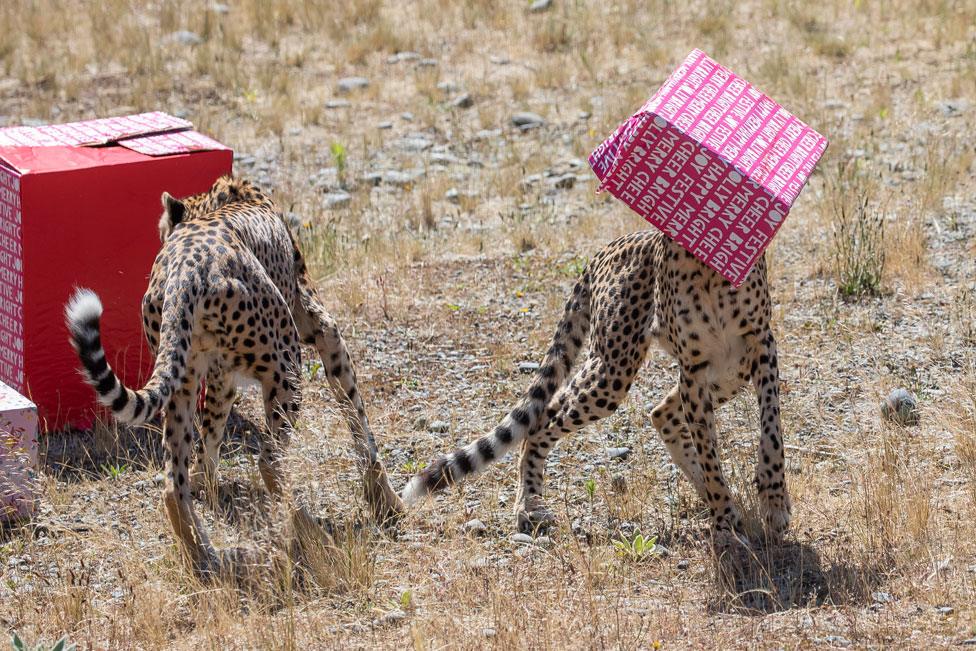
515,503,556,536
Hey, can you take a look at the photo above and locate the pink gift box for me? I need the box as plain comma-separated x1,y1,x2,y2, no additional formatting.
0,380,38,522
590,49,828,286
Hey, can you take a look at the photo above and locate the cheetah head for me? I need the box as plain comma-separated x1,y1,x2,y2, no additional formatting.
158,175,266,241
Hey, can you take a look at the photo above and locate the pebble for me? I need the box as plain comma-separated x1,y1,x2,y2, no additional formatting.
419,58,439,67
676,559,690,570
210,3,230,14
517,361,540,373
483,628,496,638
325,99,351,109
383,170,419,186
436,80,459,93
511,112,545,130
337,76,370,92
822,635,851,647
608,447,631,461
936,605,954,615
401,112,415,121
880,389,920,426
872,591,893,604
445,188,460,203
960,638,976,646
430,152,459,165
451,93,474,109
475,129,502,140
324,192,351,208
387,51,420,64
167,30,203,46
363,171,384,186
429,420,450,433
464,519,487,534
553,173,576,189
511,533,534,544
395,136,433,152
377,121,393,130
529,0,553,12
936,99,970,117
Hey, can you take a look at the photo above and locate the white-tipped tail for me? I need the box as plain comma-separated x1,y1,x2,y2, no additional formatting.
64,288,103,332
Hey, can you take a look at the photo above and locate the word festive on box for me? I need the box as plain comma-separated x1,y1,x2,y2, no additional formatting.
0,112,233,430
0,379,37,522
589,49,828,286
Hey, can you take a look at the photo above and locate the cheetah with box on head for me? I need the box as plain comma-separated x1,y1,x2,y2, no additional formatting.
403,229,789,547
65,176,403,574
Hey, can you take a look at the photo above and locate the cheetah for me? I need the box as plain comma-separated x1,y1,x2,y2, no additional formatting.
403,229,789,547
65,176,403,573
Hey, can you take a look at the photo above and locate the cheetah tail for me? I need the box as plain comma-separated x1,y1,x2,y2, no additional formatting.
65,288,178,427
401,270,593,505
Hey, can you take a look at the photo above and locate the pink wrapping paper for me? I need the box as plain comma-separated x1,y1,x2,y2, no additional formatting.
590,49,828,286
0,380,38,522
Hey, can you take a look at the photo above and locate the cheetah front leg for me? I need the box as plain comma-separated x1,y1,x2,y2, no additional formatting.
678,365,748,548
752,330,790,541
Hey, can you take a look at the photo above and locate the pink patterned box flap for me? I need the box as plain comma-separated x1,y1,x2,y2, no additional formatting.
590,49,828,286
0,111,226,163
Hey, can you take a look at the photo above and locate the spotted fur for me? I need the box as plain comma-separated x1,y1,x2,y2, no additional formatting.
66,176,403,572
403,230,789,546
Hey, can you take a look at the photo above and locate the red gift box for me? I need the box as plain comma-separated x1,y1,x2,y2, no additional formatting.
590,50,828,286
0,112,233,430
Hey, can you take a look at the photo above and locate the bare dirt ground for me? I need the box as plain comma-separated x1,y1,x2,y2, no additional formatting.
2,1,976,648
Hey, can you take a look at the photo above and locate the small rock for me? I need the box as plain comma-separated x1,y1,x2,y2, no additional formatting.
325,99,351,109
436,80,459,93
654,545,670,557
451,93,474,109
578,110,591,120
167,30,203,46
324,192,351,209
872,591,894,604
377,121,393,130
936,605,954,615
387,51,420,64
553,173,576,189
464,519,487,535
429,420,450,433
529,0,553,12
512,112,545,130
676,559,690,571
363,171,384,186
936,98,970,117
374,609,407,626
881,389,919,426
517,361,541,373
337,77,369,92
489,55,510,65
210,3,230,14
483,628,496,638
960,638,976,646
608,447,631,461
822,636,851,647
419,58,439,67
395,136,433,152
401,112,414,121
511,533,534,544
383,170,418,186
430,152,459,165
445,188,460,203
474,128,502,140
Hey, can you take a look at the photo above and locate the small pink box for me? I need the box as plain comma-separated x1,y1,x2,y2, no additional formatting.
0,380,38,522
590,49,828,286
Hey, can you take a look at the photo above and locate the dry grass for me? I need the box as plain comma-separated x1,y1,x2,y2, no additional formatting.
2,0,976,648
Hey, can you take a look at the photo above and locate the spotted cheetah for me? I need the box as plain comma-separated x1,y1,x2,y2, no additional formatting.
65,176,403,573
403,230,788,547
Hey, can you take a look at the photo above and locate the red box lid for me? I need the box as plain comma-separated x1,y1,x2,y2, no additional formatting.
0,111,229,174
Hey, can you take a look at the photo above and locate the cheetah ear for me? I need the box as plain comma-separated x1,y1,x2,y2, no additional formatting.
158,192,185,242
